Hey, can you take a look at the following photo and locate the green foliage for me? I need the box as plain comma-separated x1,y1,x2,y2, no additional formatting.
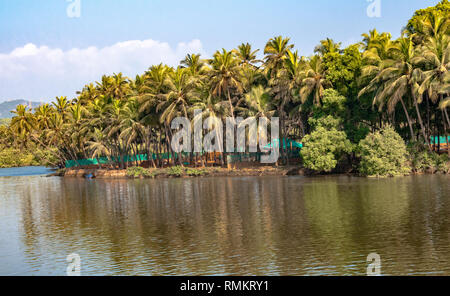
308,115,342,130
322,44,362,97
0,148,34,168
126,166,153,178
185,168,207,176
127,166,208,178
166,166,185,177
406,0,450,35
32,148,59,167
0,118,11,126
301,116,353,172
0,2,446,176
347,125,370,144
166,166,207,177
409,148,449,174
358,126,411,177
0,146,56,168
312,89,347,119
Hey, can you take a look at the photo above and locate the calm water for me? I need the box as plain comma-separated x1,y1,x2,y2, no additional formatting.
0,167,449,276
0,166,53,177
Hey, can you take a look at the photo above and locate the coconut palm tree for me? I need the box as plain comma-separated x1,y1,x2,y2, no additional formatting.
233,43,261,67
53,96,71,120
299,55,331,106
180,54,208,76
158,68,199,123
410,10,450,44
238,85,275,119
209,49,243,121
34,104,54,130
264,36,294,78
10,105,35,144
364,37,430,146
314,38,342,56
359,35,416,140
415,34,449,133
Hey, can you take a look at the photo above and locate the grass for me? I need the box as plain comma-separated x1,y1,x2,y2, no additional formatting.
126,166,208,179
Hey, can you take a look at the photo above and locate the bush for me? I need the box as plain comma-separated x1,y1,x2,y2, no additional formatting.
410,149,449,174
301,116,353,173
0,145,58,168
126,166,153,178
186,168,207,176
358,125,411,177
0,148,34,168
166,166,185,177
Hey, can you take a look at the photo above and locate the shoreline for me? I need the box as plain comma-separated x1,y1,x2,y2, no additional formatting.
61,166,308,179
56,165,450,179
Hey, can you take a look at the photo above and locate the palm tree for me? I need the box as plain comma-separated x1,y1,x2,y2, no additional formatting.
209,49,243,121
359,35,416,139
269,50,304,163
238,85,275,119
180,54,208,76
264,36,294,78
87,128,111,169
159,68,199,122
314,38,342,56
76,83,98,105
299,55,331,106
10,105,35,144
34,104,54,130
415,34,450,126
410,10,450,44
119,99,147,167
233,43,261,67
52,96,71,120
363,37,430,146
138,64,172,115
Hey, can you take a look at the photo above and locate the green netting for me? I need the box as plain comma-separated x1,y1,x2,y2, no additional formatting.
65,152,192,168
430,136,450,145
65,148,302,168
263,138,303,150
65,154,149,168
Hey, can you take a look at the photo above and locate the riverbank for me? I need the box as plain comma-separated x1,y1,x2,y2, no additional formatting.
0,147,57,168
60,166,308,179
57,162,450,179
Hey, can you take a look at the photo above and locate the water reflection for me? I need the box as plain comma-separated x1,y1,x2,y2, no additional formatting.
0,174,449,275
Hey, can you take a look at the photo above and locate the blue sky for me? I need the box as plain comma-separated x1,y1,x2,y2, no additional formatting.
0,0,438,102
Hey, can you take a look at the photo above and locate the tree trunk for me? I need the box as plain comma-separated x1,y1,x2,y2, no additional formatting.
399,98,414,142
412,89,431,151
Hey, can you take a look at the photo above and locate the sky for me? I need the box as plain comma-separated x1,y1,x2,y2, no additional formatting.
0,0,439,102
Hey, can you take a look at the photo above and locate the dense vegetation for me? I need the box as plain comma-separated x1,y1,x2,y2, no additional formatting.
358,126,412,177
1,1,449,176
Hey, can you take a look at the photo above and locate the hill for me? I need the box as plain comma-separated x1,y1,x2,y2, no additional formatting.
0,100,42,118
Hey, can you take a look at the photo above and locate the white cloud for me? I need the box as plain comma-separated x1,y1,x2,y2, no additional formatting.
0,39,205,102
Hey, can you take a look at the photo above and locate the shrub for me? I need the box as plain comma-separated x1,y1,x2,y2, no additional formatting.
126,166,150,178
410,149,449,174
186,168,207,176
166,166,185,177
358,125,411,177
301,116,353,173
0,148,34,168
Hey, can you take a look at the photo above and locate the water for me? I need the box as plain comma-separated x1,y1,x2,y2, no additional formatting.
0,167,449,276
0,166,53,177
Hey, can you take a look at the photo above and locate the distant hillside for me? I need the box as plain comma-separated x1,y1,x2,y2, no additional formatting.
0,100,42,118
